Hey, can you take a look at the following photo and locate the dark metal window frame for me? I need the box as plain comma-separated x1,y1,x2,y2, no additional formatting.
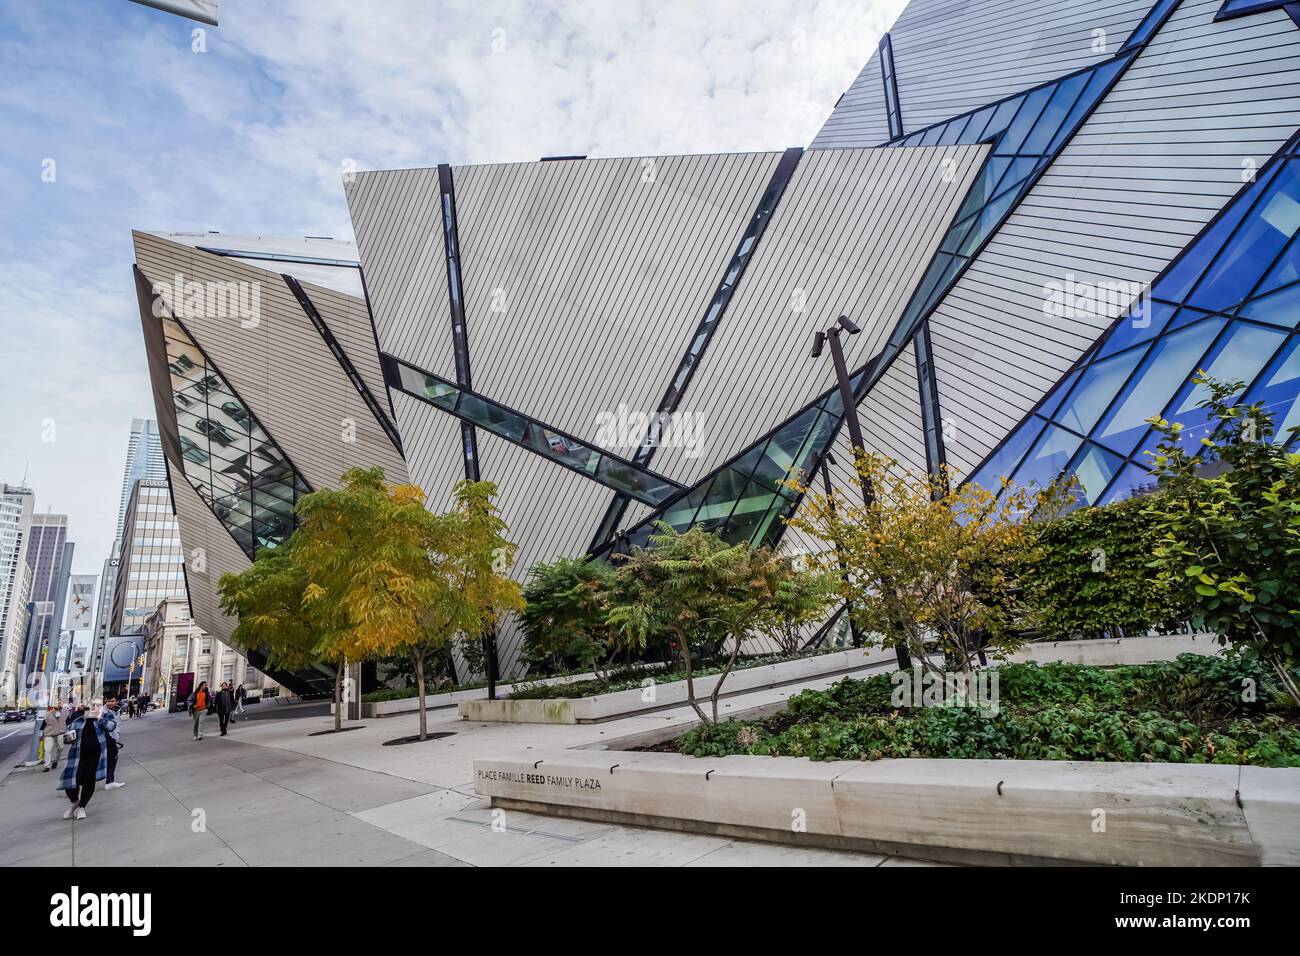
283,274,403,456
382,353,685,506
142,277,314,561
438,164,481,481
590,146,804,547
1213,0,1300,28
195,245,361,268
880,32,904,140
1121,0,1184,51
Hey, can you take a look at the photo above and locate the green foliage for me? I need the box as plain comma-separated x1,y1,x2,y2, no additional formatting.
520,557,619,677
675,655,1300,767
606,524,786,724
786,453,1054,674
753,558,839,656
1144,375,1300,702
1022,496,1183,639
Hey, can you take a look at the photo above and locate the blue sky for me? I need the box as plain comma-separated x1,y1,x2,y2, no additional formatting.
0,0,904,576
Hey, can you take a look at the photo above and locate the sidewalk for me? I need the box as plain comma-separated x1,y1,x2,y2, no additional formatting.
0,680,937,866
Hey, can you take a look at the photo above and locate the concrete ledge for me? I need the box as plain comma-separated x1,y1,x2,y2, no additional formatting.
346,664,666,718
473,750,1300,866
458,648,892,724
1008,632,1218,667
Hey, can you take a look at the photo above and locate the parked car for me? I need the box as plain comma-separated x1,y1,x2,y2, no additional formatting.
2,709,24,723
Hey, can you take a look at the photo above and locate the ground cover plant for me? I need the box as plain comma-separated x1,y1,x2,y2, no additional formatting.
671,654,1300,767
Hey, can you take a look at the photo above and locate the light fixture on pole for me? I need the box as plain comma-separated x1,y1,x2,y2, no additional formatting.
811,315,910,670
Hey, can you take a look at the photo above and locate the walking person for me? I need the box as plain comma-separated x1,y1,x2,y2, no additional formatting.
58,699,109,819
234,683,246,717
216,681,235,736
102,695,124,790
187,681,210,741
41,703,67,772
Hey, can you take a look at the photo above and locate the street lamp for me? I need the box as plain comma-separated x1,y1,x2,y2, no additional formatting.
812,315,911,670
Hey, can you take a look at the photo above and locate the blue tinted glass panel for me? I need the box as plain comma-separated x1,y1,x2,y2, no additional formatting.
1243,335,1300,441
1159,163,1282,302
1097,300,1179,359
1099,462,1160,505
1188,161,1300,311
1055,347,1145,436
1011,425,1084,490
1238,280,1300,329
1038,368,1083,420
1260,238,1300,290
1048,56,1130,154
1094,317,1227,456
1172,321,1286,414
1068,443,1125,506
969,416,1045,492
1123,0,1180,50
961,105,998,143
1020,70,1089,155
998,84,1054,155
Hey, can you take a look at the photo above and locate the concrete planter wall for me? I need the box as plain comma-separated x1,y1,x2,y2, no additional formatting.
474,750,1300,866
458,648,894,724
338,664,666,718
1008,631,1218,666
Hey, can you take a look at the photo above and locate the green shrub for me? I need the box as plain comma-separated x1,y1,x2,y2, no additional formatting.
1021,496,1184,639
674,656,1298,767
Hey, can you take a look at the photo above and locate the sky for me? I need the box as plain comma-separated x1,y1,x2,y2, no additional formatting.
0,0,906,580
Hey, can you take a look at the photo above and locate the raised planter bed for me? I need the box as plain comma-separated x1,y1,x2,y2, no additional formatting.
337,664,666,718
473,749,1300,866
1008,631,1217,667
458,647,894,724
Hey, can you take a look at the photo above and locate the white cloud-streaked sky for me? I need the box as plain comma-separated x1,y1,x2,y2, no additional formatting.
0,0,906,577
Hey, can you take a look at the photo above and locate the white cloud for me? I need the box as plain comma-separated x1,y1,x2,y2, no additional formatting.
0,0,905,579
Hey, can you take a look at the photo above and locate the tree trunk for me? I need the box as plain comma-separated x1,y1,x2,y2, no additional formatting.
333,662,343,733
679,634,709,725
709,629,746,725
1273,657,1300,707
414,649,428,741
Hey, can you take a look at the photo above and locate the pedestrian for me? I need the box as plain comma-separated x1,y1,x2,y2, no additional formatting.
57,698,109,819
41,703,67,772
127,695,137,719
103,695,124,790
234,683,246,717
216,681,235,736
187,681,210,741
138,693,150,717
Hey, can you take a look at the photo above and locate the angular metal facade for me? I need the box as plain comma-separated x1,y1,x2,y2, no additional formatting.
137,0,1300,680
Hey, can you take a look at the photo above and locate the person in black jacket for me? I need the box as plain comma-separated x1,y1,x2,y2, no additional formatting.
215,682,236,736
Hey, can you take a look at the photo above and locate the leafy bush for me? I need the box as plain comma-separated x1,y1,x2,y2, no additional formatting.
1021,496,1184,639
520,557,620,677
1144,375,1300,704
674,655,1299,767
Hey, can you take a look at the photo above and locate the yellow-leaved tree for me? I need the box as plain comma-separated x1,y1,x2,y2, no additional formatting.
786,452,1056,677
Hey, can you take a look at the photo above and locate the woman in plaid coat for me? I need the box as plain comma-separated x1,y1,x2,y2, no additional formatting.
56,701,112,819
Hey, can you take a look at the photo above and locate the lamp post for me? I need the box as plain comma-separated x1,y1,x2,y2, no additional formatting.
812,316,911,670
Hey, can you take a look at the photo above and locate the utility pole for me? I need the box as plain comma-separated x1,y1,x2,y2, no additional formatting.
812,316,911,670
